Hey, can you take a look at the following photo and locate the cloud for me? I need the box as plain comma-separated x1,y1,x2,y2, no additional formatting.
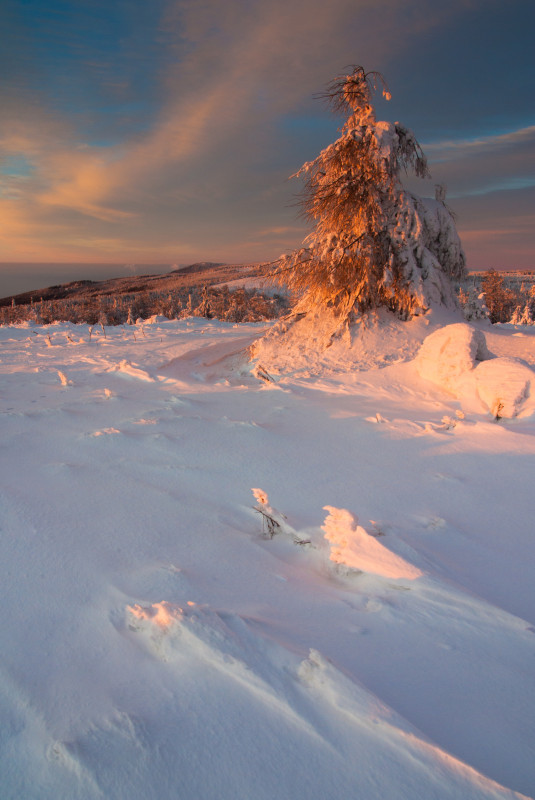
1,0,532,278
407,125,535,206
424,126,535,159
4,0,469,221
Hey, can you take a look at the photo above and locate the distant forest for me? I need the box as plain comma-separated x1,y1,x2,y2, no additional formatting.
460,270,535,324
0,268,534,327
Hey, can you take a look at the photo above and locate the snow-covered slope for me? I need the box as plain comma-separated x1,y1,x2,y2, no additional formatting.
1,316,534,799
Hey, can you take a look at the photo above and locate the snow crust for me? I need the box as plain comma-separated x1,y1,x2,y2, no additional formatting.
1,316,534,799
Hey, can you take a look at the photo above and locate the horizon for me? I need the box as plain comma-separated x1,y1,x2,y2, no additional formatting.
2,260,534,301
1,0,534,294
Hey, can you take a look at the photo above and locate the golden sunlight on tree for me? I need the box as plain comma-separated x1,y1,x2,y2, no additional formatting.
275,66,466,322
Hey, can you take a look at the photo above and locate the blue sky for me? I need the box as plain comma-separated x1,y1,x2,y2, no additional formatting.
1,0,534,294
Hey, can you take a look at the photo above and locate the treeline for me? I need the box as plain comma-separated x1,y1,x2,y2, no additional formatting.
0,284,290,326
459,269,535,324
2,270,534,327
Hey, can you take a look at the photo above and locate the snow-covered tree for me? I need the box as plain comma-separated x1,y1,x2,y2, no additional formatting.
509,302,534,326
275,66,466,321
458,285,488,321
481,269,516,323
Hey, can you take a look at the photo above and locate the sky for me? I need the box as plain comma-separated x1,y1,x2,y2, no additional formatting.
1,0,534,295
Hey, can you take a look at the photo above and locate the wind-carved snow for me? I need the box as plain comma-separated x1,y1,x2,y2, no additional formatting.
128,600,182,629
251,307,434,376
57,370,71,387
122,599,529,799
322,506,423,580
112,359,155,381
1,317,534,799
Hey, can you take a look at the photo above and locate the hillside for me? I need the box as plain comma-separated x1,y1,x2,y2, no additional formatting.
0,262,267,307
0,261,290,326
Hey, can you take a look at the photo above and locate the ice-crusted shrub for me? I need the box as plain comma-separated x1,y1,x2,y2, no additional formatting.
251,489,310,544
251,488,283,538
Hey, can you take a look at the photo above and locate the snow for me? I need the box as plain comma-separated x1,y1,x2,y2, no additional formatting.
1,315,534,799
251,306,435,376
416,322,491,392
322,506,423,580
416,322,535,418
474,357,534,419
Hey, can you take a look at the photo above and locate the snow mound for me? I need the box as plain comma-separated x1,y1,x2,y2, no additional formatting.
128,600,182,629
144,315,169,324
474,357,534,419
113,359,155,381
322,506,423,580
415,323,490,392
251,308,434,376
415,323,535,418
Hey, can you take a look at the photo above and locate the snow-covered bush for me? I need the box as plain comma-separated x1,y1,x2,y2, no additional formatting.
473,357,534,419
415,323,490,393
415,323,535,418
458,286,488,321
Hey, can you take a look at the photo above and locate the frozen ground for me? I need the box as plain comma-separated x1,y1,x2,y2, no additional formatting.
0,313,534,799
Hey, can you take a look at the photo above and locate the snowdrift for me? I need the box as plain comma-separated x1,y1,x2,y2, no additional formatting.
322,506,423,580
250,307,435,376
415,322,535,418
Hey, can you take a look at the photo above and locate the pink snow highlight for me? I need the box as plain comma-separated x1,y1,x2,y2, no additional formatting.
322,506,423,580
127,601,183,629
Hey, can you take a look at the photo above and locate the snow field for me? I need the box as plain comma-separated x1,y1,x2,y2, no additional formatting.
0,316,534,799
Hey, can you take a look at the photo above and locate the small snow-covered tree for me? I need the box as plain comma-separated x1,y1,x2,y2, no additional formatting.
481,269,516,323
275,66,466,321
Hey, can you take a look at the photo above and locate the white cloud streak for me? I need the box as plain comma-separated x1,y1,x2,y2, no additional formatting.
421,124,535,200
